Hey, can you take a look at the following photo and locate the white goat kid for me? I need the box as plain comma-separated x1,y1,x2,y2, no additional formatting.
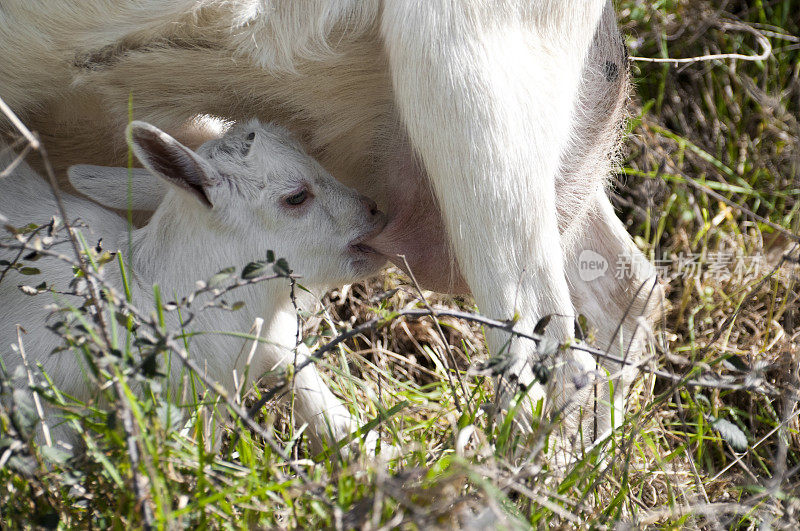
0,0,661,452
0,120,387,451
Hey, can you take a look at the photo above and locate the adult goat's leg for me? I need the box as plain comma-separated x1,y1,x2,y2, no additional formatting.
381,1,608,440
566,190,662,440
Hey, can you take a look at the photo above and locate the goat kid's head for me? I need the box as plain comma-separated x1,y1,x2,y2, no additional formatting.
72,120,388,284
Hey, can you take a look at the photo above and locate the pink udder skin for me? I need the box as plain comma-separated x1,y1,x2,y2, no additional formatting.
366,145,469,294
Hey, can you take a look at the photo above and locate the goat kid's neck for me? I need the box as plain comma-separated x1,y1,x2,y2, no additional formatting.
123,193,290,326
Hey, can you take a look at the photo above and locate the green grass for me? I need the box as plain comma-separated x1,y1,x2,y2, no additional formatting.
1,0,799,528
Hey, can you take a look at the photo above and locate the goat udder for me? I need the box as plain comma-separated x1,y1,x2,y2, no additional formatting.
366,169,469,294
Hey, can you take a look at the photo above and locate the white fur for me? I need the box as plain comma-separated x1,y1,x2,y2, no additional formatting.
68,165,166,210
0,1,662,449
0,120,387,450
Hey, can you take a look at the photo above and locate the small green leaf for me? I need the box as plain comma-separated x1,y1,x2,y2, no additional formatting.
695,394,712,409
133,336,155,347
96,251,116,266
140,353,160,378
533,315,551,335
41,445,71,465
532,362,550,385
457,412,471,430
266,250,275,263
273,258,291,277
208,266,235,288
576,314,589,340
19,267,41,275
114,311,135,329
242,261,269,279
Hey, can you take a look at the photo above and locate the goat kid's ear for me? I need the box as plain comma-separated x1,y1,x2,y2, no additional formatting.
127,121,216,208
68,165,167,211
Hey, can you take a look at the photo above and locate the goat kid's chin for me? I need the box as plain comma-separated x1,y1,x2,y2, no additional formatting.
346,220,389,277
347,243,386,277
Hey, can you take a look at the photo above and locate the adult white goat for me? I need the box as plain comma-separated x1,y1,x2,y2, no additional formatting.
0,0,660,450
0,119,387,450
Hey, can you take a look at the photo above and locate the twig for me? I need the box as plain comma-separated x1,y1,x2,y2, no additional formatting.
288,277,300,459
0,97,39,150
630,22,772,65
0,142,32,178
15,326,52,448
636,502,762,525
3,237,781,400
0,221,49,285
246,302,779,416
41,141,157,530
0,135,27,159
398,254,468,413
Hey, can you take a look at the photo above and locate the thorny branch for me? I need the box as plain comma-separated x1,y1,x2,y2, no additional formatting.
243,302,783,423
0,237,335,506
3,229,780,457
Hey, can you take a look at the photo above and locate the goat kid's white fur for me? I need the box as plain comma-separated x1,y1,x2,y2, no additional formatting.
0,0,661,449
0,120,387,450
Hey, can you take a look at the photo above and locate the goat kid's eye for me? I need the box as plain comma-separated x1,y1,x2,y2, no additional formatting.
284,189,308,206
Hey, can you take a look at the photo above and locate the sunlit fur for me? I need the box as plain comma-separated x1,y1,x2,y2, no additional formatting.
0,0,662,449
0,121,386,450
